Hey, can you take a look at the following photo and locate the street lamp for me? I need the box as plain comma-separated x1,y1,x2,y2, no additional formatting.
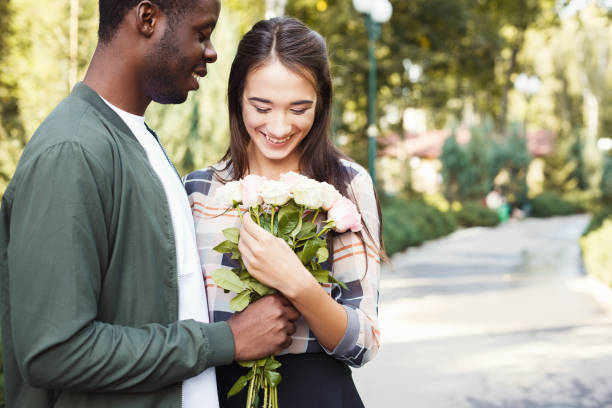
353,0,393,187
514,73,541,134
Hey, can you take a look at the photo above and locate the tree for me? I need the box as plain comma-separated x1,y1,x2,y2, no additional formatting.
0,0,25,197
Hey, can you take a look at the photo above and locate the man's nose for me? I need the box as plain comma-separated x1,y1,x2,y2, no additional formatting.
204,43,217,64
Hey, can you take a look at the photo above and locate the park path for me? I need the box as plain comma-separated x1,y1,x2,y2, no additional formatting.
353,214,612,408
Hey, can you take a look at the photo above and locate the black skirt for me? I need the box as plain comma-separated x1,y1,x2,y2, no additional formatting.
216,353,365,408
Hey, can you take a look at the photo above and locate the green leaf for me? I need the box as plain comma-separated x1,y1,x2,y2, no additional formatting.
231,249,242,260
237,360,256,368
260,213,272,233
222,228,240,244
229,290,252,312
329,274,349,291
265,370,282,387
316,247,329,263
265,358,282,371
277,206,300,236
296,222,317,241
290,212,303,239
248,279,275,296
211,268,246,293
299,239,319,264
227,375,248,398
311,268,330,284
213,240,238,254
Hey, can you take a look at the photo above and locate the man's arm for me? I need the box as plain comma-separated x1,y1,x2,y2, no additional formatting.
8,142,296,392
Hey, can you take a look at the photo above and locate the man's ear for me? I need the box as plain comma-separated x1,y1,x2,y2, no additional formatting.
135,1,161,38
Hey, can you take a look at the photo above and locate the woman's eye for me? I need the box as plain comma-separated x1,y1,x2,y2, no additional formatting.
291,109,307,115
255,107,270,113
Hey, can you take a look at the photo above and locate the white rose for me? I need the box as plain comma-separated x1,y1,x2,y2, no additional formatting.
213,180,242,207
292,178,325,209
260,180,292,206
280,171,309,192
320,182,341,211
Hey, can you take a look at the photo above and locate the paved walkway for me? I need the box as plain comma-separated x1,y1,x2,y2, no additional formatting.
353,214,612,408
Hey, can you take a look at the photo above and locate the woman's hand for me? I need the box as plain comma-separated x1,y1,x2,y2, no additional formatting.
239,214,315,298
239,214,347,350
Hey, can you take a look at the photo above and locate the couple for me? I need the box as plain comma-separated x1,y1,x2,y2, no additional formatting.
0,0,382,407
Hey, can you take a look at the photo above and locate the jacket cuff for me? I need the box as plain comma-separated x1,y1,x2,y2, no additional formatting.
322,305,359,357
199,321,235,367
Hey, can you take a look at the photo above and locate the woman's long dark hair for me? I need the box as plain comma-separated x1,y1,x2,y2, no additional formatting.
218,16,385,259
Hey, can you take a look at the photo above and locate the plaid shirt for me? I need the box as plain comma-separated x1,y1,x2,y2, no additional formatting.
184,160,380,367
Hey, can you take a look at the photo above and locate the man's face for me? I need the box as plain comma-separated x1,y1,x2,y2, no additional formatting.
142,0,220,104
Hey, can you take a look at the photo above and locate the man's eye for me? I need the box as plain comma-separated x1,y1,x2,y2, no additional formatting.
199,33,209,42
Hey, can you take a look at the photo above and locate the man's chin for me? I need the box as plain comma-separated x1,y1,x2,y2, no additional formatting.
153,92,189,105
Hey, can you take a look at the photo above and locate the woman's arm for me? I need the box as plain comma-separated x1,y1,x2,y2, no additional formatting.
238,167,381,365
239,214,348,351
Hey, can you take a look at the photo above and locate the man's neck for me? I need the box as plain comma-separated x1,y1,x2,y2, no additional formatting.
83,43,151,116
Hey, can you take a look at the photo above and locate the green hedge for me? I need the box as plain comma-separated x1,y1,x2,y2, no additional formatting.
580,218,612,289
453,202,500,227
583,207,612,236
381,195,456,256
529,192,585,217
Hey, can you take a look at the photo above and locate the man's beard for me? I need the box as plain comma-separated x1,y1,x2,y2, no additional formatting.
142,28,191,104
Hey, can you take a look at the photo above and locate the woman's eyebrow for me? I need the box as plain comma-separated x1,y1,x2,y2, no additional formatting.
247,97,271,104
247,97,314,105
290,100,314,105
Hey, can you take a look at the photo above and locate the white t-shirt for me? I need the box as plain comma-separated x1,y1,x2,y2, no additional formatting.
102,98,219,408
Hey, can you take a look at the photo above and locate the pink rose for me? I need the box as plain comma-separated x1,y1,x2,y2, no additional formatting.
320,182,341,211
241,174,266,207
327,196,362,233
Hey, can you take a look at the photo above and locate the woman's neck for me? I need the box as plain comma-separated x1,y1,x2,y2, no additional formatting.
246,144,301,179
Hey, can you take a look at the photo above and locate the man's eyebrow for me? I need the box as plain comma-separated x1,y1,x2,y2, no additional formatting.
198,20,217,30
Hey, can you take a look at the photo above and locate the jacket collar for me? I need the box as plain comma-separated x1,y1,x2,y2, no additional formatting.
70,82,136,140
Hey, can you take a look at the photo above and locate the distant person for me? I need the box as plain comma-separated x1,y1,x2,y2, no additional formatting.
0,1,298,407
184,17,383,407
486,186,510,222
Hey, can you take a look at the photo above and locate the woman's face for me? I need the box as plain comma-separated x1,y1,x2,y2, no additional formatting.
242,60,317,169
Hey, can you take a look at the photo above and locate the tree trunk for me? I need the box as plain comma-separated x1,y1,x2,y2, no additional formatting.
69,0,79,89
497,38,522,136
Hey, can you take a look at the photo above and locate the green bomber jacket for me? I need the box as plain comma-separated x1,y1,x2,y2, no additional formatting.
0,82,234,407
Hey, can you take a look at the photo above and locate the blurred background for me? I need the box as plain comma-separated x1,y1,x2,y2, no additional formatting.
1,0,612,406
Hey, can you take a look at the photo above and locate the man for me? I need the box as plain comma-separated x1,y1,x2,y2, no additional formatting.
0,0,299,406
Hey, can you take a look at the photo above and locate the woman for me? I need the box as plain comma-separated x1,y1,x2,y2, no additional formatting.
184,16,383,408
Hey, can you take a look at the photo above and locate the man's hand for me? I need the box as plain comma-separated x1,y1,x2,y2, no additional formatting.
227,294,300,360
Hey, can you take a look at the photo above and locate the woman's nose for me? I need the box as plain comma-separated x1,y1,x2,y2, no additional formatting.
267,113,292,138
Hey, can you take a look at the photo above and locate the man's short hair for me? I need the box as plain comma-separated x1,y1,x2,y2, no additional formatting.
98,0,195,44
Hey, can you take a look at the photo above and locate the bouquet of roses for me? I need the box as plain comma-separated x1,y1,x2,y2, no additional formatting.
212,171,362,408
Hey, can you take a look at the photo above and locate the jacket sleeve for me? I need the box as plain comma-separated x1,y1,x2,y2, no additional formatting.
325,168,381,367
7,142,234,392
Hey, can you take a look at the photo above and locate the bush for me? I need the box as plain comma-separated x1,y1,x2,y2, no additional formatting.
454,202,500,227
529,192,585,217
381,194,456,256
580,218,612,289
583,207,612,236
